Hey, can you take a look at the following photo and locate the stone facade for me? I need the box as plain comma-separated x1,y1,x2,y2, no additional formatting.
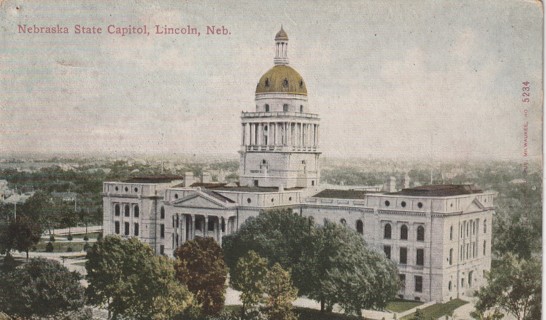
102,28,494,303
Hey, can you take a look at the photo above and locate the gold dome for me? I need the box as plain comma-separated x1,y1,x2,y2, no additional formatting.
255,65,307,95
275,27,288,41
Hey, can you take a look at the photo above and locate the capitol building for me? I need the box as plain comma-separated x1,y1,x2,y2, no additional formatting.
102,27,494,303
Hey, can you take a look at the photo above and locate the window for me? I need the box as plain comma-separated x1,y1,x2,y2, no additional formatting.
384,246,391,259
448,281,452,291
283,104,289,112
417,225,425,241
265,104,270,112
124,222,130,236
134,205,139,218
311,180,315,186
282,79,289,88
399,247,407,264
468,271,473,287
384,224,392,239
400,225,408,240
415,276,423,293
399,274,406,289
114,221,120,234
484,219,487,233
208,220,215,231
160,224,165,238
160,245,165,255
483,240,486,256
461,277,464,288
401,201,406,207
385,200,390,207
416,249,424,266
300,105,303,112
417,202,423,208
265,78,270,87
449,248,453,265
356,220,363,234
134,223,139,236
124,205,130,217
114,204,120,216
450,225,453,240
160,207,165,219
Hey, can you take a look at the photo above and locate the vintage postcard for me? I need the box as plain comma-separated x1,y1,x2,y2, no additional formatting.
0,1,542,320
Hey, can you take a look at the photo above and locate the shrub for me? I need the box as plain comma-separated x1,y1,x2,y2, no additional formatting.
66,247,73,252
96,233,103,241
2,253,16,271
46,242,54,252
50,235,56,242
67,234,73,241
83,235,89,241
83,243,91,252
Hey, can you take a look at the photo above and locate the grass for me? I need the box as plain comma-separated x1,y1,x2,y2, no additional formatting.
385,299,423,313
224,306,366,320
401,299,467,320
34,241,88,253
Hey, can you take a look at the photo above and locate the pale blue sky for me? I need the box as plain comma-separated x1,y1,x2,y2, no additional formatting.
0,0,542,161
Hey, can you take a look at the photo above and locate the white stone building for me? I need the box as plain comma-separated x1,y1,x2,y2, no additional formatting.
102,28,494,303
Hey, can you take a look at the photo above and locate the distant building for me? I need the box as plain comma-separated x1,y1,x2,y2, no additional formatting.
102,28,494,303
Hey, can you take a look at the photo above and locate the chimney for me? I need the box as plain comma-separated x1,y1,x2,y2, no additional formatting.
403,173,410,189
183,172,194,187
202,172,212,183
278,184,284,192
384,176,397,193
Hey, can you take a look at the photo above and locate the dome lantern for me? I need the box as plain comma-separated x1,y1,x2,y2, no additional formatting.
274,26,289,65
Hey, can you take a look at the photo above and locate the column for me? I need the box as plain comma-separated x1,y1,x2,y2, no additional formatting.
191,214,196,240
301,122,304,146
241,124,245,146
204,216,209,238
250,124,254,145
268,122,272,146
181,215,186,243
219,218,224,245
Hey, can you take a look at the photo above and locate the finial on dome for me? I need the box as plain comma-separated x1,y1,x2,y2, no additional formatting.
275,25,288,41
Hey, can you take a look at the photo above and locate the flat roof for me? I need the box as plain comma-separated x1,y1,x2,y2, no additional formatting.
208,186,304,193
313,189,370,199
394,184,482,197
122,175,184,183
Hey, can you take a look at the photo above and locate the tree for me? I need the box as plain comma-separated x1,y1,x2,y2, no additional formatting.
175,237,228,316
231,250,269,319
223,209,314,292
474,254,541,320
1,215,42,259
86,235,194,320
264,263,298,320
0,258,85,318
300,222,399,314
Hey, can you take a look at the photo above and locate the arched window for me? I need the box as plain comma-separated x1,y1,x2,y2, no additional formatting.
468,271,473,287
160,206,165,219
114,204,120,216
400,225,408,240
134,205,139,218
356,220,363,234
124,205,130,217
300,105,303,112
340,218,346,226
417,225,425,241
484,219,487,233
461,277,464,288
448,281,452,291
265,104,270,112
449,248,453,265
384,223,392,239
450,225,453,240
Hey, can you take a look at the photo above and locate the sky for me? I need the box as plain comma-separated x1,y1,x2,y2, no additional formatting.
0,0,543,161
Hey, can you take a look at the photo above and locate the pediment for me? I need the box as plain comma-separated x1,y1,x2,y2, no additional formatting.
464,198,485,212
171,192,231,209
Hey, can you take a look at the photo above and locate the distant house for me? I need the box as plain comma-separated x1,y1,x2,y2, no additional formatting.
51,192,78,202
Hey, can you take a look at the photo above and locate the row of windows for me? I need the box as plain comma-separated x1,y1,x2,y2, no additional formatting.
399,274,423,293
114,186,139,193
263,104,304,113
447,241,487,265
384,224,425,241
384,200,424,209
384,246,425,266
449,219,487,240
114,221,139,236
447,271,475,291
114,204,139,218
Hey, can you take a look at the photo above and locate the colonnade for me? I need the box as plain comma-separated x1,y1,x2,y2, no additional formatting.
171,213,236,247
241,122,319,147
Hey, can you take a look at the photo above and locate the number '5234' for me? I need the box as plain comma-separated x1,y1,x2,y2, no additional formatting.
522,81,530,103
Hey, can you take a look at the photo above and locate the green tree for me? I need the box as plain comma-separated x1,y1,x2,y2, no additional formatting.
86,236,193,320
2,215,42,259
223,209,314,292
264,263,298,320
301,222,399,314
231,250,269,319
175,237,228,316
474,254,541,320
0,258,85,318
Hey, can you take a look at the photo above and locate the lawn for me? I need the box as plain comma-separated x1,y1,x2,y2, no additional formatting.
225,306,366,320
401,299,467,320
34,240,89,253
385,299,423,313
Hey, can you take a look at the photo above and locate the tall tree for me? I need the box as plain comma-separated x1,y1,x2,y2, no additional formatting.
264,263,298,320
231,250,269,319
0,258,85,319
474,254,541,320
2,215,42,259
86,236,193,320
223,209,314,291
175,237,228,316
